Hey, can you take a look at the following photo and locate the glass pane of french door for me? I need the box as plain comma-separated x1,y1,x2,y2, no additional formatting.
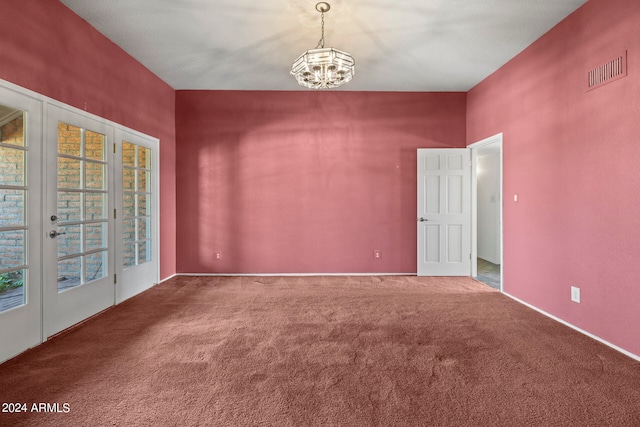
0,111,27,312
116,131,158,304
122,141,152,268
56,123,108,292
0,87,43,363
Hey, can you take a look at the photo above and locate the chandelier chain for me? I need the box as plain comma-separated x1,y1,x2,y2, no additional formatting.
315,11,325,49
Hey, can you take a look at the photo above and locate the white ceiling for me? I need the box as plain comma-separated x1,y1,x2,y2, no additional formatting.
59,0,588,91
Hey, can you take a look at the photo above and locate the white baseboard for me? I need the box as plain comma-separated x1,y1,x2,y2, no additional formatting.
504,292,640,362
176,272,416,277
159,273,178,283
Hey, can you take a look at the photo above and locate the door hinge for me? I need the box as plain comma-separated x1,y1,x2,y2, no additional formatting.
114,274,117,284
114,208,117,219
113,143,116,154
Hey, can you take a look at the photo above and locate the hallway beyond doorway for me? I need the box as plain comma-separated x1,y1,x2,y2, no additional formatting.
476,258,500,290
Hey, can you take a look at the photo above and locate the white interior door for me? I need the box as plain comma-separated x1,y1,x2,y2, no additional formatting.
115,129,159,303
43,105,115,337
417,148,471,276
0,88,43,362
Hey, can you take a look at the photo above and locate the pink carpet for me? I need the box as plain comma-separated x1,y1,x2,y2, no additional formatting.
1,275,639,426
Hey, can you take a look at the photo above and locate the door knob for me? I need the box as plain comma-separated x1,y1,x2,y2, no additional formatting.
418,218,428,222
49,230,66,238
50,215,59,222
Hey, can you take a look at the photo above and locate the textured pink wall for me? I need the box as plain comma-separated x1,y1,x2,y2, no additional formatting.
176,91,466,274
467,0,640,356
0,0,177,279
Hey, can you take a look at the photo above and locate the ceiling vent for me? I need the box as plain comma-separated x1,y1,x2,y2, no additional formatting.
587,51,627,91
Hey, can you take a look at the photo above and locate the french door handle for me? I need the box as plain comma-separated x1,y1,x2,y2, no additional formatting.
49,230,66,238
418,218,428,222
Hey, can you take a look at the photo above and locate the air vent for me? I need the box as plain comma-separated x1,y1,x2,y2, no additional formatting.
587,51,627,91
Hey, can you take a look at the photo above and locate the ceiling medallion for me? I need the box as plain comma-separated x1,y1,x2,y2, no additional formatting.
291,2,355,89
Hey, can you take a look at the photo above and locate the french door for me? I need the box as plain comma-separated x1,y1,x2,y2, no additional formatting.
43,106,116,337
115,129,159,303
0,87,43,362
1,80,160,362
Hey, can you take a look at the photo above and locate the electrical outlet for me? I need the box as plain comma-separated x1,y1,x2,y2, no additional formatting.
215,251,222,260
373,250,382,260
571,286,580,303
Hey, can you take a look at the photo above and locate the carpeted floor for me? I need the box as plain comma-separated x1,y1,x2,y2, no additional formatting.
1,275,639,426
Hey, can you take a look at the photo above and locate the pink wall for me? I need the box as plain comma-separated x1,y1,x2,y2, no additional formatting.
0,0,177,279
176,91,466,274
467,0,640,356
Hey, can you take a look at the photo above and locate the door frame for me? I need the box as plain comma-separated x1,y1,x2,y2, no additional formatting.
468,133,503,291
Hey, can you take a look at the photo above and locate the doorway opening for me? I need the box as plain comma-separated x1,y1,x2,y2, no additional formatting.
470,134,503,291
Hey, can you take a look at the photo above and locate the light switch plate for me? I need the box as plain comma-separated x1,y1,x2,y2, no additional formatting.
571,286,581,303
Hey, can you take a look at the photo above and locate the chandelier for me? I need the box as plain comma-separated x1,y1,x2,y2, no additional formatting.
291,2,355,89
